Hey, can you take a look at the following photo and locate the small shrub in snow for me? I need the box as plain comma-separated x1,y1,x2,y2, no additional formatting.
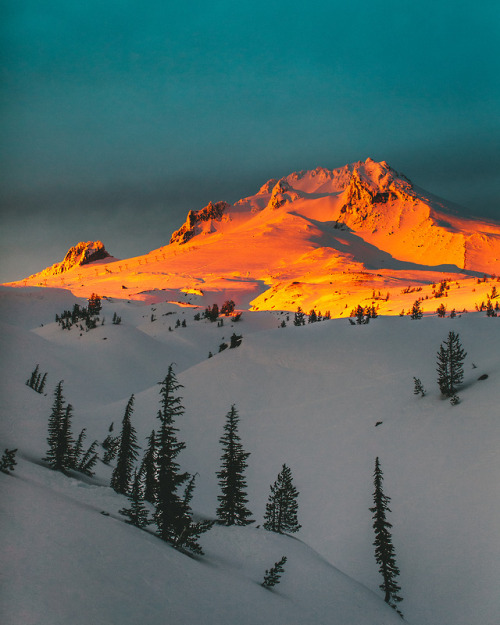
0,448,17,474
413,377,426,397
261,556,287,589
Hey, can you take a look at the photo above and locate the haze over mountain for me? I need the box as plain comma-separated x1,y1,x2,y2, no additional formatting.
7,159,500,317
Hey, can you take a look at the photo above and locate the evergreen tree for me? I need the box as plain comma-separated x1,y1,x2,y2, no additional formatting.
293,307,306,326
308,309,317,323
370,457,403,616
413,377,426,397
139,429,157,504
261,556,287,589
216,405,253,526
410,300,423,319
154,365,211,553
229,332,243,348
436,331,467,398
436,303,447,318
88,293,102,315
111,395,141,495
44,382,75,472
77,440,99,476
353,304,367,324
119,470,150,529
263,464,301,534
0,448,17,474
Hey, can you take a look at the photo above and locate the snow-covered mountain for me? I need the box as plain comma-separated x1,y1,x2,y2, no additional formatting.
1,159,499,625
6,159,500,316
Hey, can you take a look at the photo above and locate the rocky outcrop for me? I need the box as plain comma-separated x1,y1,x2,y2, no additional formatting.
268,180,300,210
32,241,111,277
170,201,230,244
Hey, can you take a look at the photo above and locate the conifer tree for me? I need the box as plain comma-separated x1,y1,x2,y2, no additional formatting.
293,307,306,326
261,556,287,589
119,470,150,529
111,395,140,495
154,365,211,553
0,448,17,474
410,300,423,319
44,382,74,472
413,377,426,397
370,457,403,617
263,464,301,534
436,331,467,398
139,429,157,503
216,405,253,526
77,440,99,476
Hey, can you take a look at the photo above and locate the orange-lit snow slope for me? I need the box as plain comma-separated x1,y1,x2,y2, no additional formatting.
7,159,500,316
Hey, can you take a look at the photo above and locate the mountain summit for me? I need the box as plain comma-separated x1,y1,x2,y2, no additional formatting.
7,159,500,314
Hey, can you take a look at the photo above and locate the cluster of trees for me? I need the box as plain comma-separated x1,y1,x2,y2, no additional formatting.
44,381,99,475
26,364,48,394
293,307,331,326
193,301,242,323
55,294,102,331
436,304,457,318
32,362,409,606
413,331,467,405
349,304,378,324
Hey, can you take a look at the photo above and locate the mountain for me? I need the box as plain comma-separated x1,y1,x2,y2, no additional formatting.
5,159,500,317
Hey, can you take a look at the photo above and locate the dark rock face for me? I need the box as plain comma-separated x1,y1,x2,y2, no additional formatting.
170,201,230,244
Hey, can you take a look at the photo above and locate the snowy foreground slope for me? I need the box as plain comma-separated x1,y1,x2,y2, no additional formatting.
1,287,499,625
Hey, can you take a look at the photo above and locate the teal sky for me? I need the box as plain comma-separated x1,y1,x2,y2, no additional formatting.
1,1,499,281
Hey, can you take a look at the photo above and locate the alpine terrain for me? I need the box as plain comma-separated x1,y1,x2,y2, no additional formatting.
1,158,499,625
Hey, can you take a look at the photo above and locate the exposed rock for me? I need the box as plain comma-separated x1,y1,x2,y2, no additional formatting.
33,241,111,277
170,201,230,245
268,179,300,210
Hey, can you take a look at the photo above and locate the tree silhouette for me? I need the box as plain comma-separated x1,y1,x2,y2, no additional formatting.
370,457,403,617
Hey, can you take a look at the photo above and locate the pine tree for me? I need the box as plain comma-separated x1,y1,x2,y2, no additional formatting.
261,556,287,589
77,440,99,476
293,307,306,326
413,377,426,397
353,304,367,324
216,405,253,526
44,382,75,472
153,365,211,553
370,457,403,616
436,331,467,398
436,303,446,318
0,448,17,474
410,300,423,319
263,464,301,534
229,332,242,348
139,429,157,503
119,470,150,529
111,395,140,495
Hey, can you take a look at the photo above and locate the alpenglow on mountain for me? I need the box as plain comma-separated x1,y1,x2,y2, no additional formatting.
9,158,500,315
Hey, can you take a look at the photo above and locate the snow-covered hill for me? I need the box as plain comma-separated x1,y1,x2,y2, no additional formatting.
1,286,499,625
5,159,500,316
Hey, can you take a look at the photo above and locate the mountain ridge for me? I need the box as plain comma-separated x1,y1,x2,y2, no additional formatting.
5,159,500,315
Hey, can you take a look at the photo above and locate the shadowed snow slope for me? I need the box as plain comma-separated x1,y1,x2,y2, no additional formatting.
1,286,499,625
